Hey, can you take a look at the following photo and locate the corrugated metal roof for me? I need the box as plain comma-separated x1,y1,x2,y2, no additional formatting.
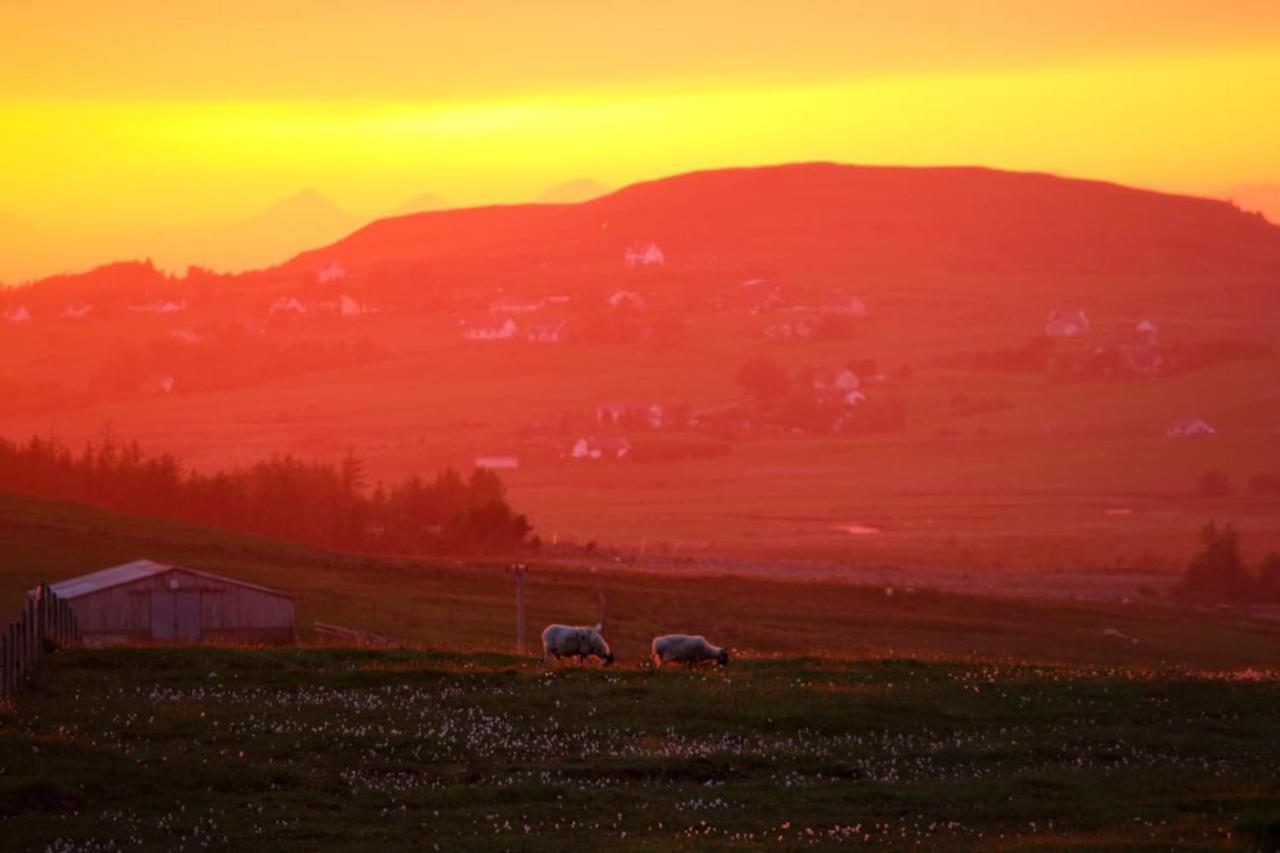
41,559,293,600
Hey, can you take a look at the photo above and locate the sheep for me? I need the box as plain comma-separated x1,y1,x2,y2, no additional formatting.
540,623,614,666
651,634,730,668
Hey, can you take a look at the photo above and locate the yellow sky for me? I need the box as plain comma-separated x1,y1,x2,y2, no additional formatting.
2,1,1279,281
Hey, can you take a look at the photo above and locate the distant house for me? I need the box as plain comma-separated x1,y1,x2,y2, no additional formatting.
475,456,519,470
570,436,631,460
1167,416,1215,439
524,320,568,343
489,297,544,314
462,316,518,341
819,296,868,318
607,289,647,311
1045,309,1090,337
59,304,93,320
624,241,665,268
1135,318,1158,340
317,262,346,284
814,369,860,392
129,300,187,314
39,558,294,645
764,319,815,340
169,328,204,345
742,278,785,313
596,401,663,429
3,305,31,323
316,295,367,317
140,373,175,395
269,296,307,316
1121,344,1164,374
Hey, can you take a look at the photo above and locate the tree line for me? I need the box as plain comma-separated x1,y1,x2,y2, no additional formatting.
0,434,532,554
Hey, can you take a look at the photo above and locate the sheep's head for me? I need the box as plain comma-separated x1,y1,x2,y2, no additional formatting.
717,648,731,666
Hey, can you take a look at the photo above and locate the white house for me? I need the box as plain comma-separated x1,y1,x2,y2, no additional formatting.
1167,417,1215,439
820,296,868,318
317,262,346,284
624,241,665,268
607,289,647,311
60,304,93,320
269,296,307,316
596,401,663,429
524,320,568,343
141,373,175,395
489,297,544,314
764,320,815,340
571,436,631,460
169,328,204,345
1045,309,1090,337
129,300,187,314
3,305,31,323
462,316,518,341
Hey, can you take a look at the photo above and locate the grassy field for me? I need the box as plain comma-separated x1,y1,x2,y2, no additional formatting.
4,493,1280,669
2,647,1278,850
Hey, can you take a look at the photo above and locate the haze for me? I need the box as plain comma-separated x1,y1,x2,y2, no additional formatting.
2,0,1280,281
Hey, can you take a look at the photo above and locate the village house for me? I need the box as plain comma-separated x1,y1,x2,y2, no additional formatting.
1167,416,1215,439
819,296,868,317
524,320,568,343
764,319,816,340
607,289,647,311
462,315,519,341
317,262,346,284
596,401,664,429
59,304,93,319
624,241,665,268
3,305,31,323
269,296,307,316
140,373,176,395
1045,309,1090,337
169,328,204,345
128,300,187,314
489,296,544,314
570,436,631,460
741,278,785,313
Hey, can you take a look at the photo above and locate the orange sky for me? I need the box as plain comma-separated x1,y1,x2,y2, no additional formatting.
2,1,1279,282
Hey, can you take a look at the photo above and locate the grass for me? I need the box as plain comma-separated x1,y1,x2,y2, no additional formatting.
2,647,1278,850
4,493,1280,669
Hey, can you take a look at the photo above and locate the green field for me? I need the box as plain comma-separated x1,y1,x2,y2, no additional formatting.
2,647,1278,850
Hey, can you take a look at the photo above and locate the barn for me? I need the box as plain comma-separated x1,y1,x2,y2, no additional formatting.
37,559,295,645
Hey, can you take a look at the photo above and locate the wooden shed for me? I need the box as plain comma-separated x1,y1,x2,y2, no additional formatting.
38,559,295,645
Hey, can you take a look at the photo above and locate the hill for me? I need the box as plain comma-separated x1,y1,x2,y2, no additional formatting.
286,163,1280,275
0,162,1277,569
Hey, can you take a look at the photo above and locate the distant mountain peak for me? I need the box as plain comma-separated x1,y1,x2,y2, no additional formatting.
535,178,610,204
397,193,450,214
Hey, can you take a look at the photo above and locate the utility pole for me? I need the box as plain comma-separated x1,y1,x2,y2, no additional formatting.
507,563,528,655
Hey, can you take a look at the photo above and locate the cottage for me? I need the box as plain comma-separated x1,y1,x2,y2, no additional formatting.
269,296,307,316
820,296,868,318
129,300,187,314
571,436,631,460
140,373,175,395
524,320,568,343
462,316,519,340
3,305,31,323
60,304,93,319
624,241,665,268
489,297,544,314
764,320,815,340
607,289,647,311
317,262,346,284
169,328,204,345
596,401,663,429
1045,309,1090,337
1167,417,1215,439
38,559,295,645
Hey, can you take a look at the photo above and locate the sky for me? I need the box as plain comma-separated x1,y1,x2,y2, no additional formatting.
2,0,1279,282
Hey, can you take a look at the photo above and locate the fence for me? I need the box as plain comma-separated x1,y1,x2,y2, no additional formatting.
0,582,82,700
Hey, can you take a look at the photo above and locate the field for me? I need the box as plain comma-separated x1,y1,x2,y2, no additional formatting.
3,647,1279,850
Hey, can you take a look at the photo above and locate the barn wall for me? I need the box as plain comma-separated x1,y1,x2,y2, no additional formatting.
68,570,294,645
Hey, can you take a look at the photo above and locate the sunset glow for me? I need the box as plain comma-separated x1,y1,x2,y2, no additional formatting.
3,1,1279,280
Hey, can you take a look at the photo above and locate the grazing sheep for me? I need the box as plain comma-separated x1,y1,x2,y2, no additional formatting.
540,623,614,666
651,634,730,668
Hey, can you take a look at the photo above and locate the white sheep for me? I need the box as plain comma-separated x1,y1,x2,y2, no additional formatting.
651,634,730,668
540,623,614,666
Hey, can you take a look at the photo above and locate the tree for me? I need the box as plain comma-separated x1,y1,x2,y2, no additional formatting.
736,356,791,401
1181,521,1250,602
